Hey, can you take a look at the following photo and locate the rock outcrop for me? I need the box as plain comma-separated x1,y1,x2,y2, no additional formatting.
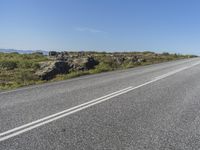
71,57,99,71
35,56,99,80
35,61,70,80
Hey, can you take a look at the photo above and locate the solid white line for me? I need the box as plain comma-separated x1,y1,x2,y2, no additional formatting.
0,61,200,142
0,86,132,137
0,87,134,142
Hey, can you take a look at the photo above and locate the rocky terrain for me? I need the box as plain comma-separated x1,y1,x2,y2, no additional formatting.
34,51,195,80
35,51,99,80
0,51,196,90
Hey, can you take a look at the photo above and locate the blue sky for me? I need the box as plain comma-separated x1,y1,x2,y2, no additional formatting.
1,0,200,55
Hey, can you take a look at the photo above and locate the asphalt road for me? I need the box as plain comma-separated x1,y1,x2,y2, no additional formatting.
1,58,200,150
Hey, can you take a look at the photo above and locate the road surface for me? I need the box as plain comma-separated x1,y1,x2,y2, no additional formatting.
1,58,200,150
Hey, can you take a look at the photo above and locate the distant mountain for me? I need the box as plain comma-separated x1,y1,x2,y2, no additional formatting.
0,49,49,55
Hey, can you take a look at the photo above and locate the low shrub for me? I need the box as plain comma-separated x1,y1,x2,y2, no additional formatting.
0,60,18,70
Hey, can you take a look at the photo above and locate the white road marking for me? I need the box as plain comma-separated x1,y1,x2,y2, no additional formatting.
0,61,200,142
0,86,132,137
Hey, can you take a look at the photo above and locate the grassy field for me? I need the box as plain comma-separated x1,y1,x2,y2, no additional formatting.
0,52,48,90
0,52,196,90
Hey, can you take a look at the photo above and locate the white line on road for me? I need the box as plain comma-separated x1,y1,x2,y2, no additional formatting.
0,61,200,142
0,86,132,137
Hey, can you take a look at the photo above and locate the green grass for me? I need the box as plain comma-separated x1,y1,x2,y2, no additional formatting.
0,52,48,90
0,52,196,91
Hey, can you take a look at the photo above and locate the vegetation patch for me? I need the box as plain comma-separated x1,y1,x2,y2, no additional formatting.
0,51,197,90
